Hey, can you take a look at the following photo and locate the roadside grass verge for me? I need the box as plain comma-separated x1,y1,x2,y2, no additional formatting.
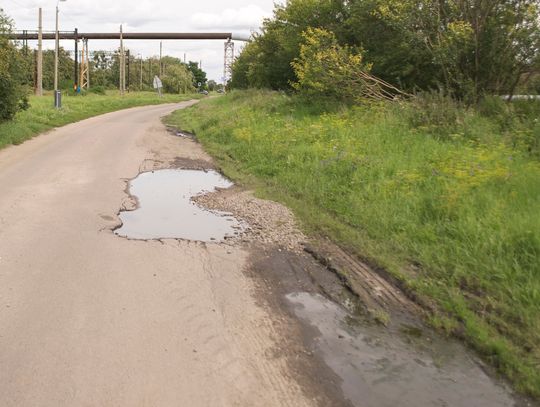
166,90,540,398
0,91,200,150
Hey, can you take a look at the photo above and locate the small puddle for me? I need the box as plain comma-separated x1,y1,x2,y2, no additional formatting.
287,292,520,407
115,169,244,241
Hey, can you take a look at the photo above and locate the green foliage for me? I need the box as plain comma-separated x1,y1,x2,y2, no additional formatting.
83,53,207,94
231,0,348,90
162,63,195,94
88,85,106,95
186,61,207,88
167,90,540,398
0,9,29,122
345,0,437,91
42,48,74,90
231,0,540,101
291,28,370,102
403,92,466,137
207,80,218,91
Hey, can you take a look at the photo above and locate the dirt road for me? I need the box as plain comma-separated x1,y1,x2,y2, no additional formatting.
0,102,529,407
0,102,326,406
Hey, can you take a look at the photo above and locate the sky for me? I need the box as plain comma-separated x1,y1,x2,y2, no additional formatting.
2,0,283,81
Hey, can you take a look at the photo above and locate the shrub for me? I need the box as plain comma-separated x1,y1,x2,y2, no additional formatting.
0,10,29,122
402,92,465,137
291,28,371,103
89,85,106,95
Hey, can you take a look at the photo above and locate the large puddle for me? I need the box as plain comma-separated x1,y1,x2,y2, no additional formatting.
287,292,521,407
115,169,244,241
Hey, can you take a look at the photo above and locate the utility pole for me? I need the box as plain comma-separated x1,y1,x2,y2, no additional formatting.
139,54,143,90
36,8,43,96
119,24,125,95
159,41,162,77
54,0,67,108
183,53,186,64
74,28,78,92
86,39,90,89
54,5,59,94
127,50,130,92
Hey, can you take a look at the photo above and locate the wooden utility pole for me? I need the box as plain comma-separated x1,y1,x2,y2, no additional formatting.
54,5,59,92
126,50,130,92
119,24,125,95
36,8,43,96
74,28,78,92
86,39,90,89
159,41,163,77
140,54,143,90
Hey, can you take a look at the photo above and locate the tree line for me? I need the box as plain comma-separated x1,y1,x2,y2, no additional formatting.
231,0,540,103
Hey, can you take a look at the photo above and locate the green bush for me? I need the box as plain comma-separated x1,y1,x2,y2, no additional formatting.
402,92,465,137
89,85,106,95
0,10,29,122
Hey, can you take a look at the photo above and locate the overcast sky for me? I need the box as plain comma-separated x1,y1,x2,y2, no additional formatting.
2,0,283,81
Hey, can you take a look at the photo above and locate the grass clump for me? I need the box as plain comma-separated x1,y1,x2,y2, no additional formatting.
166,89,540,398
0,91,199,150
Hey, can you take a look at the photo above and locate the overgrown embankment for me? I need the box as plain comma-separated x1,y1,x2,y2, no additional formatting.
0,92,199,150
166,90,540,398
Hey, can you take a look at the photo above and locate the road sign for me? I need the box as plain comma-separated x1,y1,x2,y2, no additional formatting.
153,76,163,89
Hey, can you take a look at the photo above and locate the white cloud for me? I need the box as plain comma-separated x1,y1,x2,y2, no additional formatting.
191,5,270,30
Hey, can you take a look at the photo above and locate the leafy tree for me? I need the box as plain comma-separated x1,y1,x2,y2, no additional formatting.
90,51,115,88
0,9,29,122
207,79,217,91
344,0,438,91
162,63,195,94
229,41,259,89
359,0,540,100
233,0,348,90
186,61,207,88
42,48,74,90
231,0,540,101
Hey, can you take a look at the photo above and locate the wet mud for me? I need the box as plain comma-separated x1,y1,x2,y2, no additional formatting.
288,291,521,407
247,249,533,407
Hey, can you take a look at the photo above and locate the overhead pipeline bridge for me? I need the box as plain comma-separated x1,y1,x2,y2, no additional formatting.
10,30,250,88
9,31,250,41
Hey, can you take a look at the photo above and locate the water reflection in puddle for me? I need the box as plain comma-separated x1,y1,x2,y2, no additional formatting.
286,292,519,407
115,169,244,241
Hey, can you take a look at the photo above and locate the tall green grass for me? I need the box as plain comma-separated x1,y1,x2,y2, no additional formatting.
166,90,540,398
0,91,199,150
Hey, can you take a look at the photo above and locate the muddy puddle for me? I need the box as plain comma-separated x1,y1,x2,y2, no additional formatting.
286,292,522,407
115,169,244,241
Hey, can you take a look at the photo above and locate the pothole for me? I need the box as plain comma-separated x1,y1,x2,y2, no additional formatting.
114,169,245,242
